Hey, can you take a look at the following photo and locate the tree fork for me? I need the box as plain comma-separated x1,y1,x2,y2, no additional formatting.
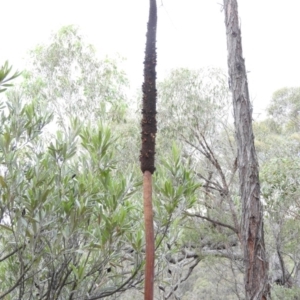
223,0,270,299
140,0,157,299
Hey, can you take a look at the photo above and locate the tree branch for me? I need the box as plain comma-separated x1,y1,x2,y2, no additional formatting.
184,211,238,234
0,245,24,262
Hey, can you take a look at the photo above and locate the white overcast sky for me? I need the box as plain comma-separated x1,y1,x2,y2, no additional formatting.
2,0,300,117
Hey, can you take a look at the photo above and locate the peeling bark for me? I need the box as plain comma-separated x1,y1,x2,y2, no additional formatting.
222,0,270,298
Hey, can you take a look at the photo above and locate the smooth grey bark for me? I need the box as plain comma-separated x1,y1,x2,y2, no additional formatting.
222,0,270,299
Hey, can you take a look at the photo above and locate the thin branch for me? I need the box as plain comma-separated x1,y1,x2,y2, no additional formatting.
200,133,228,191
155,213,172,251
277,247,286,286
0,245,24,262
196,172,222,191
164,257,201,299
0,264,31,299
85,264,142,300
185,211,238,234
202,248,243,261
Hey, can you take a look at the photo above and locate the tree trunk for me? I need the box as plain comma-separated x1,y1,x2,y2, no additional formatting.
222,1,270,299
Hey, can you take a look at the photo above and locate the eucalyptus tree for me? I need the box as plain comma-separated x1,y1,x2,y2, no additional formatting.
156,67,245,298
22,25,129,131
267,87,300,132
154,69,300,298
254,88,300,298
21,25,138,171
223,0,269,298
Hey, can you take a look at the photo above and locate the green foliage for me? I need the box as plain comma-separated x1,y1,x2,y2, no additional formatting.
158,67,230,142
268,87,300,132
0,90,144,298
1,30,211,297
0,61,21,93
261,157,300,203
7,23,300,297
272,286,300,300
22,25,129,129
256,93,300,294
154,143,200,228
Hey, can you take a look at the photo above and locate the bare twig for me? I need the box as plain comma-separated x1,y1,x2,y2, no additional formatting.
184,211,238,234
